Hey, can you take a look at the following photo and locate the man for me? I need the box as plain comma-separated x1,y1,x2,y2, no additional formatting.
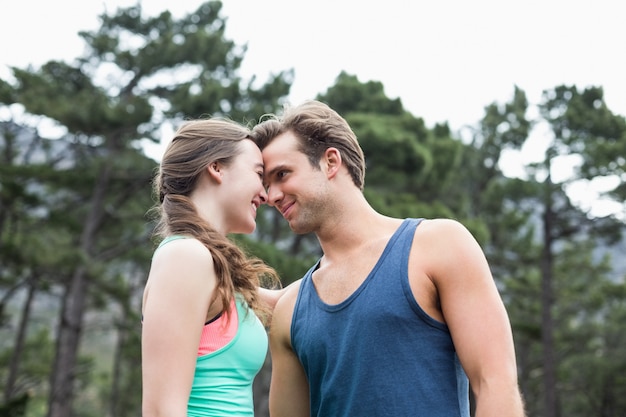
252,100,526,417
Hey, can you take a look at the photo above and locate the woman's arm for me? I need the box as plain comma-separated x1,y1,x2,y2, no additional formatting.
141,239,217,417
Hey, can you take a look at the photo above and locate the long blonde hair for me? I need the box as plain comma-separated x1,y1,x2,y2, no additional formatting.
150,118,279,325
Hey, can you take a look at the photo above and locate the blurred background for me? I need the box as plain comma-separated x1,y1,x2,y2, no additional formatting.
1,1,625,416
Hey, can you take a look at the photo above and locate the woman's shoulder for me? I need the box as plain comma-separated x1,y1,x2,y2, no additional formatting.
143,237,216,321
150,237,215,280
154,236,209,257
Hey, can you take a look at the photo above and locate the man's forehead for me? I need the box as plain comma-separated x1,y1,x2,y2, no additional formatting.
265,131,299,150
262,152,299,174
262,133,300,160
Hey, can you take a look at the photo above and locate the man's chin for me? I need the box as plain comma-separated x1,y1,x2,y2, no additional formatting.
287,220,312,235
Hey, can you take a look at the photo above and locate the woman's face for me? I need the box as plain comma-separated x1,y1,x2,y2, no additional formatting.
220,139,268,234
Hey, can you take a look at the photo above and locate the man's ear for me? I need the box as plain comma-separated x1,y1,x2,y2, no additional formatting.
207,162,223,184
323,147,342,180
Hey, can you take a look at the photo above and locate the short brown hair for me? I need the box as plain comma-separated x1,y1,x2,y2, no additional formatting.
253,100,366,190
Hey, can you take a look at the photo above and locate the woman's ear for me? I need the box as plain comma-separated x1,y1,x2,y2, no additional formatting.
207,162,223,184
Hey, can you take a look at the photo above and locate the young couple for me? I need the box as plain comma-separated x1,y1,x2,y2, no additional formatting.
141,100,526,417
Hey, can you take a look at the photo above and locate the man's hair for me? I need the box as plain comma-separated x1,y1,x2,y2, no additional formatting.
252,100,366,190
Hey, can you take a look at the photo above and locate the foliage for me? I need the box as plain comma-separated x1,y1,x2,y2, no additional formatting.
0,2,290,416
475,84,626,417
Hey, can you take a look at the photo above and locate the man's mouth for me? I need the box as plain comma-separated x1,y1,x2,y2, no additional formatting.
280,202,294,218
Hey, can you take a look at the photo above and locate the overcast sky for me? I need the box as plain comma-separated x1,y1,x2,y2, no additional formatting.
1,0,624,215
2,0,624,127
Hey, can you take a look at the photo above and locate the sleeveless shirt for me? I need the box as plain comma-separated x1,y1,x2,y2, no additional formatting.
187,296,268,417
153,236,268,416
291,218,470,417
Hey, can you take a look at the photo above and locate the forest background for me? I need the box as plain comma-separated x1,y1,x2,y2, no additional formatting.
1,2,625,417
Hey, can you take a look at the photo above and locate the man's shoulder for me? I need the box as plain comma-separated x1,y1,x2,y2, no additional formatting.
269,279,303,344
274,279,303,319
411,218,477,261
414,217,468,237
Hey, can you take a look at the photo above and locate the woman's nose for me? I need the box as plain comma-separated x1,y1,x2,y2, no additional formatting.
259,188,268,204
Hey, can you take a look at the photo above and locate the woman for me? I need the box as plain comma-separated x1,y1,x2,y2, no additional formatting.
141,118,282,417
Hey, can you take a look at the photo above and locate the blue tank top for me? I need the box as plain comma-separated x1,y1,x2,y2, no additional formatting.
291,218,470,417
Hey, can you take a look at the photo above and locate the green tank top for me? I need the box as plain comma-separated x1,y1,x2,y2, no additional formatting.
156,236,268,416
187,296,268,416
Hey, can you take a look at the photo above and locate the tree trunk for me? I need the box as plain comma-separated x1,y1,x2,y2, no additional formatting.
47,266,89,417
47,164,111,417
270,211,282,243
541,174,558,417
4,278,36,401
109,322,125,417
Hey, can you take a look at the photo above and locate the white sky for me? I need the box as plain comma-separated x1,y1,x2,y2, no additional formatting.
1,0,624,216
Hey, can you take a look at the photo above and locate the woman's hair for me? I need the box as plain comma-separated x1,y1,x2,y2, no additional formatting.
252,100,366,190
150,118,279,325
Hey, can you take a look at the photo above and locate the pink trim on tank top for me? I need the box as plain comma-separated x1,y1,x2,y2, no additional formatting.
198,298,238,356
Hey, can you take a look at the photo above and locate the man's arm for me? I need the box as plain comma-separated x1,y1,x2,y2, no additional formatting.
268,282,310,417
425,219,526,417
258,278,302,310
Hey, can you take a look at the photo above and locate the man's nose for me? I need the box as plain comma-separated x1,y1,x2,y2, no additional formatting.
266,186,282,207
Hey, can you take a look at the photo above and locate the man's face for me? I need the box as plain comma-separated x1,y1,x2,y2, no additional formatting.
262,131,328,234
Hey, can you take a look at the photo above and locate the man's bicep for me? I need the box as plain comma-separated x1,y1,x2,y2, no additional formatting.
268,288,309,417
